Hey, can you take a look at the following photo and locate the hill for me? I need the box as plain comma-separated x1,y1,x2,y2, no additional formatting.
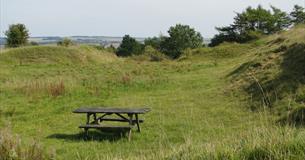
223,25,305,123
1,30,305,159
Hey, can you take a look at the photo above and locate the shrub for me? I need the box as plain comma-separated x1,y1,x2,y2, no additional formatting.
144,37,163,50
144,45,167,61
116,35,144,57
57,38,74,47
29,41,39,46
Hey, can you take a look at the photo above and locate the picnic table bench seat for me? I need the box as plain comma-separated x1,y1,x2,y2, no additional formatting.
79,124,132,131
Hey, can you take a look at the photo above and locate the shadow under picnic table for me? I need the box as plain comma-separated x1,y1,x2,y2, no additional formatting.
47,130,128,142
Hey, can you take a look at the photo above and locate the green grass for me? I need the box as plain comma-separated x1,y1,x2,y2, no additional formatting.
227,25,305,118
1,41,305,159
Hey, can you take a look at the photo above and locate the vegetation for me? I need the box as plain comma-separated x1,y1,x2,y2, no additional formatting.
228,25,305,119
57,38,74,47
116,35,144,57
290,5,305,24
160,24,203,58
3,4,305,160
5,24,29,48
144,36,163,51
30,41,39,46
0,127,54,160
210,5,293,47
2,25,305,159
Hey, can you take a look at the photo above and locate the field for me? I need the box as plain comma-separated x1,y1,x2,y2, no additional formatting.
1,27,305,159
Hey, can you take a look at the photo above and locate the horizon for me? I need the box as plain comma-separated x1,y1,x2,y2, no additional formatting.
1,0,304,38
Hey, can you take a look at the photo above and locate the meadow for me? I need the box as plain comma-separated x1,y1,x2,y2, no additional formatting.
1,27,305,160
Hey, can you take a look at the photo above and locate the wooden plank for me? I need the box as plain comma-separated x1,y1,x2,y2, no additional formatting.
99,118,144,123
73,107,151,114
79,124,132,132
79,124,132,129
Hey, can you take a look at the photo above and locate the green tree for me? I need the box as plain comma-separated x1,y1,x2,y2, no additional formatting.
160,24,203,58
210,5,291,47
270,6,292,32
116,35,144,57
5,24,29,48
290,5,305,24
209,26,241,47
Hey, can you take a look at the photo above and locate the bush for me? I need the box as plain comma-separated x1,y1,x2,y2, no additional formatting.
144,37,163,50
29,41,39,46
106,45,116,53
144,45,167,61
116,35,144,57
57,38,74,47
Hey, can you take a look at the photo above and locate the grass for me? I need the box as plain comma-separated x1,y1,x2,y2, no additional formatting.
227,25,305,117
1,33,305,159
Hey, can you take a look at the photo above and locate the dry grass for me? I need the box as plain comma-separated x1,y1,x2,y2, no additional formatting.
17,80,66,98
0,126,54,160
47,81,65,97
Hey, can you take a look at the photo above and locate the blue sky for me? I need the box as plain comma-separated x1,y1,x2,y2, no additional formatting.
1,0,304,38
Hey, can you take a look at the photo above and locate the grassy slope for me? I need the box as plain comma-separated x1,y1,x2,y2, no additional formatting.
226,25,305,120
0,42,305,159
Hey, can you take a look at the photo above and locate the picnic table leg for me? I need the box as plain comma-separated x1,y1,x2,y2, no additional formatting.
86,113,91,124
93,113,98,124
127,114,134,141
128,114,134,126
85,113,91,137
135,114,141,132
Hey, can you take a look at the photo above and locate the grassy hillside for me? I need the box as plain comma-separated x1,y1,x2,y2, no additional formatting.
1,39,305,160
224,25,305,123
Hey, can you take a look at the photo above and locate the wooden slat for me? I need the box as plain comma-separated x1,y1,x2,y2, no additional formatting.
79,124,132,132
99,118,144,123
73,107,150,114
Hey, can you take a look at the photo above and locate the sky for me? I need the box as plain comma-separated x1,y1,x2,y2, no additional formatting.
0,0,304,38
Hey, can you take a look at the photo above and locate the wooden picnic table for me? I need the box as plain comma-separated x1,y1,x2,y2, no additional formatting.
73,107,150,141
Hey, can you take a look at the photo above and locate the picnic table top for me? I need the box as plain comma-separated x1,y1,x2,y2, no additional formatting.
73,107,151,114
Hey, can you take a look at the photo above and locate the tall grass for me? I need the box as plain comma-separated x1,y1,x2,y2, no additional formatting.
0,127,54,160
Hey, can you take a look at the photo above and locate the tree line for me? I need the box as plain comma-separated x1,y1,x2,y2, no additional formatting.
117,5,305,58
4,5,305,59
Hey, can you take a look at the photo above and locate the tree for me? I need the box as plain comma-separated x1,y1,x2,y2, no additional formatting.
210,5,291,47
116,35,144,57
209,26,242,47
270,6,292,32
5,24,29,48
160,24,203,58
290,5,305,24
